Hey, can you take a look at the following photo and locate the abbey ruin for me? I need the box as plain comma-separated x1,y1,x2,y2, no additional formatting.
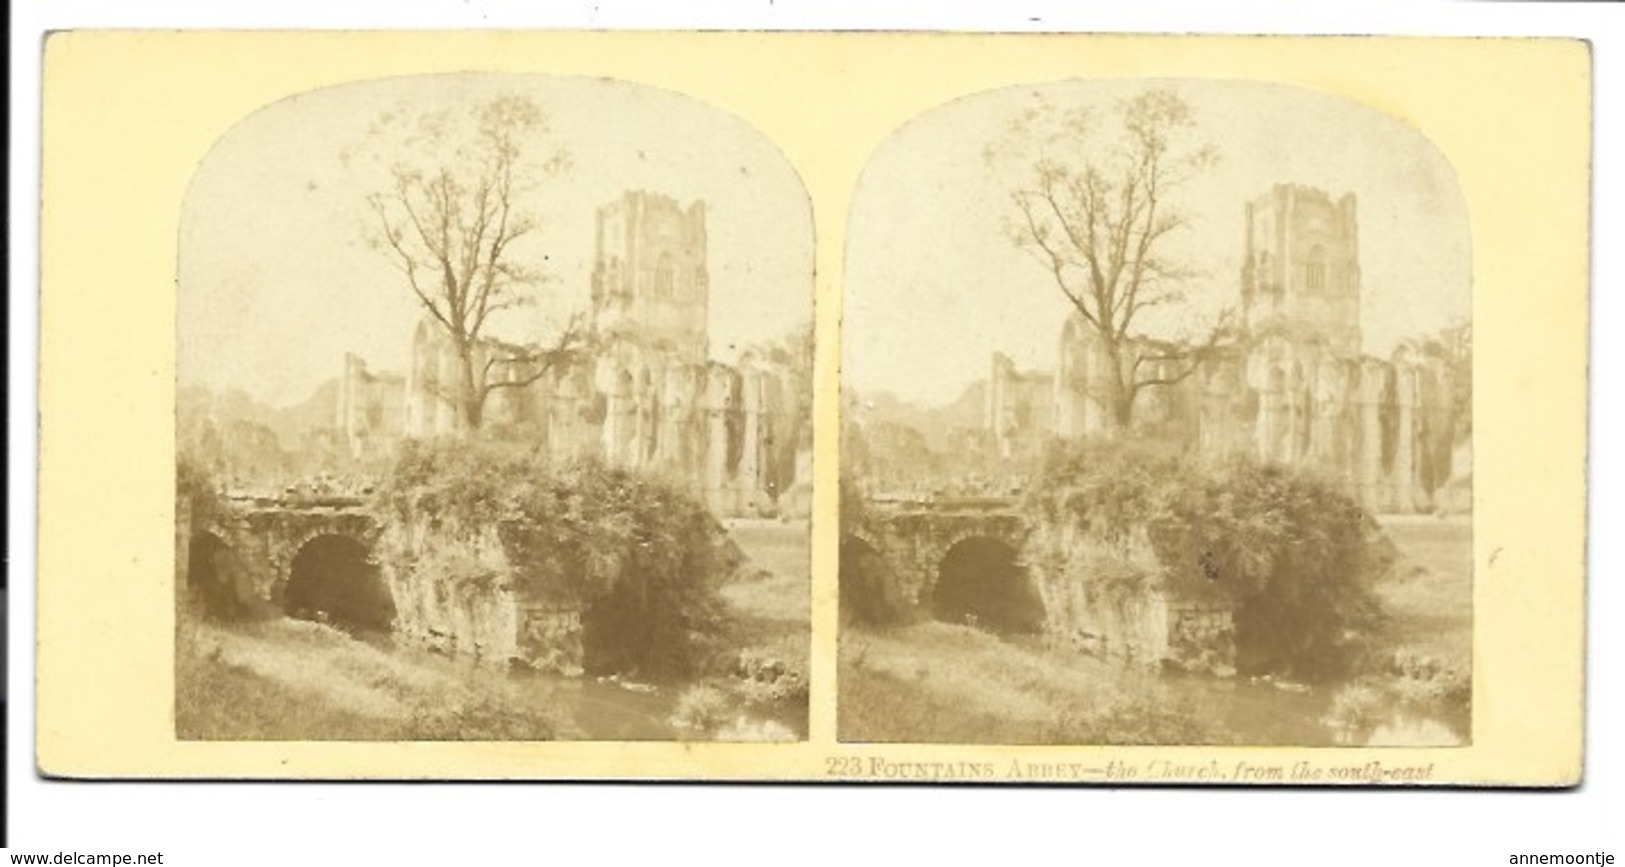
845,185,1473,679
183,191,811,675
334,190,813,520
988,184,1471,515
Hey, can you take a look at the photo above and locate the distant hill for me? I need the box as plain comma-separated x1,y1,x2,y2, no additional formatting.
280,379,341,443
845,381,986,453
178,378,341,453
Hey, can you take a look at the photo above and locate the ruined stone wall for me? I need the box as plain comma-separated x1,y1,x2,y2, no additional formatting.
1195,336,1460,514
1023,519,1236,675
591,190,710,365
1036,182,1465,515
390,190,811,520
1241,184,1362,355
397,327,806,519
338,353,406,461
987,353,1056,462
381,515,583,673
1033,324,1461,515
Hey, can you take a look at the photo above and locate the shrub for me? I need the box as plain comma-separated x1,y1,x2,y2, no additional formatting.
670,683,734,734
377,437,734,679
1027,439,1390,682
177,453,226,527
1385,649,1472,717
1323,680,1389,740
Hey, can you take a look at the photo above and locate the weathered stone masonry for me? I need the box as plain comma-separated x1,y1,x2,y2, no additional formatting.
342,190,813,519
992,184,1468,515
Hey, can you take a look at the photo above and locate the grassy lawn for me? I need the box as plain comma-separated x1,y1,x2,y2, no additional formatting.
1373,517,1473,669
719,520,809,662
176,616,574,740
723,519,812,588
839,622,1227,745
712,520,811,736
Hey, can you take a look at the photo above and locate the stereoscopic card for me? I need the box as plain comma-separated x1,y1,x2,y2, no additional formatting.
36,32,1587,784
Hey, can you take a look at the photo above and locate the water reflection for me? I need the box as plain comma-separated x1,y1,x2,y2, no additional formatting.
1365,714,1461,747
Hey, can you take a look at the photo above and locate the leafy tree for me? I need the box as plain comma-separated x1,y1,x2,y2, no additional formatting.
355,94,587,432
989,88,1235,431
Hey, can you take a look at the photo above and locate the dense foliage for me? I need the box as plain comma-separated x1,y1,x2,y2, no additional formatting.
377,437,733,678
176,453,225,525
1026,439,1392,680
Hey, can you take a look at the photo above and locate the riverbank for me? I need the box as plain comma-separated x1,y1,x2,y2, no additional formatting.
176,615,577,740
177,521,811,741
839,516,1472,745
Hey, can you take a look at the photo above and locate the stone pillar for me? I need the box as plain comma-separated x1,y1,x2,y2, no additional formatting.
739,370,763,515
986,354,1009,459
602,362,634,466
1394,363,1418,513
1257,364,1286,464
1054,324,1090,440
1428,362,1457,498
704,366,735,513
656,366,682,474
1358,359,1387,510
546,370,570,461
1311,361,1349,483
1285,363,1307,464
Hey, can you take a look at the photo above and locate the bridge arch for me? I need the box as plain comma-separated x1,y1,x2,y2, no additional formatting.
284,533,396,634
929,535,1044,634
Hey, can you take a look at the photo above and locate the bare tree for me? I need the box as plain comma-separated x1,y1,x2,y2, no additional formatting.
991,88,1235,431
358,93,587,431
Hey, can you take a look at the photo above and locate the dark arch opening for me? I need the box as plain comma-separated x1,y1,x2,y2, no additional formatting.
187,531,249,619
931,537,1044,635
285,534,395,634
840,535,902,627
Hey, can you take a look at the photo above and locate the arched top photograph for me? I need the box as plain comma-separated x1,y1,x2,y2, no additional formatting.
174,72,815,744
839,77,1474,750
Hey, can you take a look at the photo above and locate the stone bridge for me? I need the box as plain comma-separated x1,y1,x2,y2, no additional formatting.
841,497,1047,633
179,493,395,630
842,495,1238,674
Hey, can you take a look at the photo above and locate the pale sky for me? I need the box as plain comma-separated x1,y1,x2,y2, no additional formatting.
180,74,814,408
843,78,1472,408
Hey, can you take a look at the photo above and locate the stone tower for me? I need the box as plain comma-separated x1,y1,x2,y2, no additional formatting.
590,190,710,364
1239,184,1362,354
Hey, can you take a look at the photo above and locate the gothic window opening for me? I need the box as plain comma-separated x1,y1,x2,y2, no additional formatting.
1306,244,1327,292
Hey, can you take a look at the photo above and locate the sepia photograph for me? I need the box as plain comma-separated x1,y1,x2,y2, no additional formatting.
33,29,1588,791
840,78,1474,747
174,73,814,742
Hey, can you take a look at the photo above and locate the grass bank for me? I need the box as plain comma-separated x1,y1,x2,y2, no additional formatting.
1373,517,1472,669
839,622,1230,744
176,615,573,740
682,520,810,740
840,517,1473,746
